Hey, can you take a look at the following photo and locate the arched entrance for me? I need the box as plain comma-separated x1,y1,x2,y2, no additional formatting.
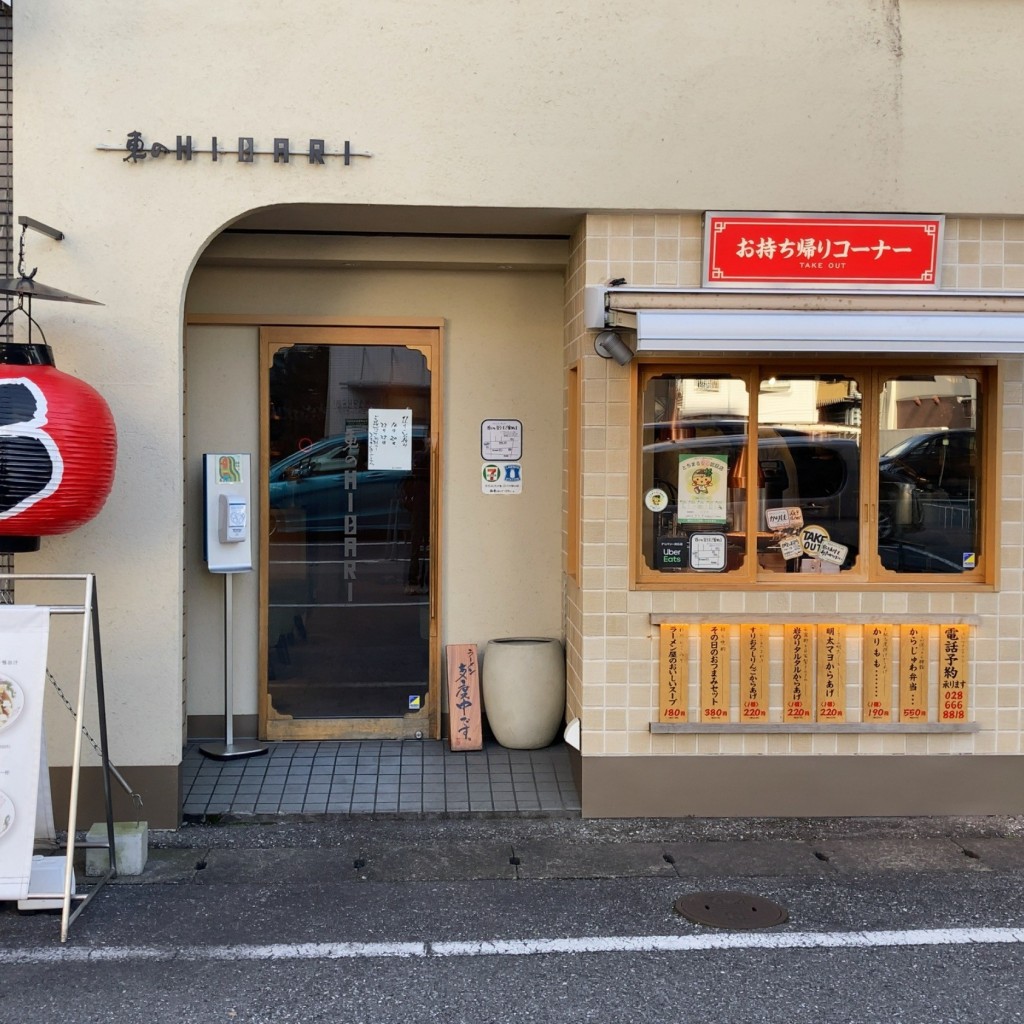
183,203,571,750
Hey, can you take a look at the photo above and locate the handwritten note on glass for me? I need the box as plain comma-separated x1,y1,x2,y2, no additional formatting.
368,408,413,471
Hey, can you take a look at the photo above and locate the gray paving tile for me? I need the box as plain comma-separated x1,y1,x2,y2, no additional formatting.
664,840,832,877
955,837,1024,870
814,837,987,873
183,739,580,821
514,841,677,879
194,848,365,884
101,849,200,884
357,842,516,881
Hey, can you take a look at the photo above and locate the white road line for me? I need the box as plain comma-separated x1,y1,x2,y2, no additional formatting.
5,928,1024,964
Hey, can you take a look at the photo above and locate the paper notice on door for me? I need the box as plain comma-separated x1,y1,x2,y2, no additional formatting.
367,408,413,470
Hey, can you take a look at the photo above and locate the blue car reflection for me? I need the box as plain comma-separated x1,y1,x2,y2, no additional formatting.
269,430,427,536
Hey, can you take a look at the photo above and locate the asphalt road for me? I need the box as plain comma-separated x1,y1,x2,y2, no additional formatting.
3,816,1024,1023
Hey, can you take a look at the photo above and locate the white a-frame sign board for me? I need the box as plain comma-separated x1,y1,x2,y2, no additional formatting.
0,574,117,942
0,606,50,900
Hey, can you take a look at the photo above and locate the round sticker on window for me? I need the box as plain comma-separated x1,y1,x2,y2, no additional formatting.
645,487,669,513
800,524,831,557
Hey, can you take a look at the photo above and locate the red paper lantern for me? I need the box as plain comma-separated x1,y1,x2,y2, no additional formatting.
0,342,117,551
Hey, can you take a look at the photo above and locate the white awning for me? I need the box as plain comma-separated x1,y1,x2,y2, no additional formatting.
636,309,1024,355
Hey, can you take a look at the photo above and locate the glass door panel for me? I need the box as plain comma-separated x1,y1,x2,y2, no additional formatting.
262,330,436,739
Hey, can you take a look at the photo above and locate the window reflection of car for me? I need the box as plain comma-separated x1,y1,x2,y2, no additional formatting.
269,430,425,535
878,429,975,499
644,427,976,573
644,430,862,566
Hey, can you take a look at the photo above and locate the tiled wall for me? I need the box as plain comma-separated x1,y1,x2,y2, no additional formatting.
565,213,1024,758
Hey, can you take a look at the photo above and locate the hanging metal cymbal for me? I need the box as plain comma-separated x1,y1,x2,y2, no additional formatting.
0,217,103,307
0,275,103,305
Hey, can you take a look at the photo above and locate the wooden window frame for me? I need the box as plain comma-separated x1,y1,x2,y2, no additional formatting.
631,358,999,592
566,362,582,582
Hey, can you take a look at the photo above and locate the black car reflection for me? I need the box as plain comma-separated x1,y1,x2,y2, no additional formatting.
878,429,975,499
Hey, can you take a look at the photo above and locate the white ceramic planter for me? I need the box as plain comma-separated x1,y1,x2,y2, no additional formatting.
482,637,566,749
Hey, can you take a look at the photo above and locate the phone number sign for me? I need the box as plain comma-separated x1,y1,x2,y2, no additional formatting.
703,212,943,289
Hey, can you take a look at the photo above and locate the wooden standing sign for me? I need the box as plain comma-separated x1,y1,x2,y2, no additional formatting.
445,644,482,750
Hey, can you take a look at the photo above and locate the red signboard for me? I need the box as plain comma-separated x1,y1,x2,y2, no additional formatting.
703,212,943,289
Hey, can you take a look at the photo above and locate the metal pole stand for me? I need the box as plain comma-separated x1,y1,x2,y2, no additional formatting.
199,573,267,761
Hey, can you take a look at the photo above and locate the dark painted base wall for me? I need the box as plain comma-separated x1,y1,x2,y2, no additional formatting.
187,714,259,740
50,765,181,831
580,755,1024,817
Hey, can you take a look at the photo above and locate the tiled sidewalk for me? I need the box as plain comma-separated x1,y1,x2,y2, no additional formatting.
182,738,581,819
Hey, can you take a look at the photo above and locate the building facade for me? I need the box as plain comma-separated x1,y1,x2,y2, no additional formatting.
9,2,1024,827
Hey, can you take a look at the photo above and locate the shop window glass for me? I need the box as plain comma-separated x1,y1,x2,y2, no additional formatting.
641,374,750,575
877,374,981,575
637,364,992,587
756,374,861,576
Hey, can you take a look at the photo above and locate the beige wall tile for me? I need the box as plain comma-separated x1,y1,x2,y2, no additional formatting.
565,214,1024,773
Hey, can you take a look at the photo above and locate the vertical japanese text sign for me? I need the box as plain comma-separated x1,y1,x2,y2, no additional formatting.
899,625,929,722
445,644,482,751
863,625,893,722
700,624,730,722
368,408,412,471
816,624,846,722
659,625,688,722
740,624,768,722
783,624,813,722
938,626,969,722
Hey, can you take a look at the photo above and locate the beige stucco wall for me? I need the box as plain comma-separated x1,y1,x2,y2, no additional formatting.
21,1,1024,212
11,1,1024,780
184,260,565,723
566,213,1024,760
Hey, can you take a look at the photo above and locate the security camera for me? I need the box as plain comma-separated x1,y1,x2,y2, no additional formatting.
594,330,634,365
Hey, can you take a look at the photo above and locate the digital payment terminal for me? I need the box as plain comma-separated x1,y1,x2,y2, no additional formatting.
200,453,265,760
203,453,253,573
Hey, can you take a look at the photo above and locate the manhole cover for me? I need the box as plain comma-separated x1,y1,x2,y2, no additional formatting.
673,891,789,929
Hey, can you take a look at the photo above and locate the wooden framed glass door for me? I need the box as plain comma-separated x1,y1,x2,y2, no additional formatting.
259,325,441,740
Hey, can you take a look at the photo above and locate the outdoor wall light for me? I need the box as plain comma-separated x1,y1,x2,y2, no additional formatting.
594,329,635,365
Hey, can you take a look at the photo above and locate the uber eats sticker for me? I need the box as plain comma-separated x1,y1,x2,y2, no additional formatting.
677,454,727,525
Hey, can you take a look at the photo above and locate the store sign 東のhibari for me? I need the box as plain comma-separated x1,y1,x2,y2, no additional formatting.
101,132,371,166
703,212,943,288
